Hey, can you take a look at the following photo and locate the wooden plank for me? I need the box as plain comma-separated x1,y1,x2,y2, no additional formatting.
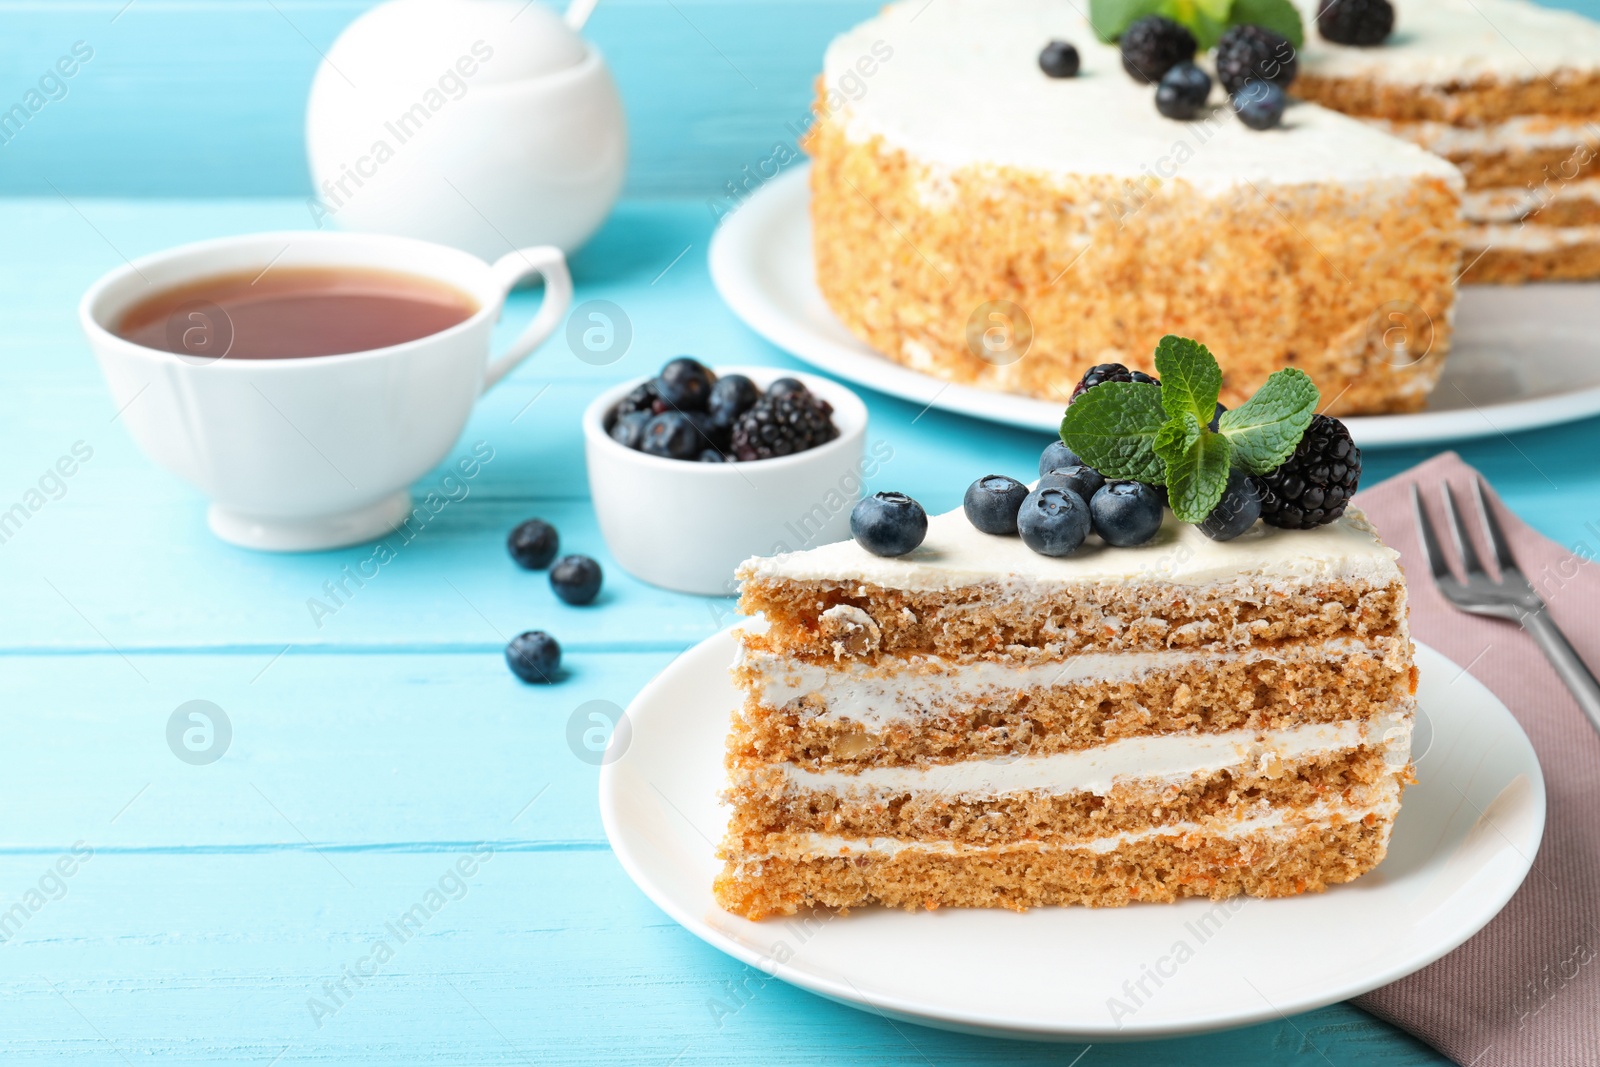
0,0,877,199
0,850,1449,1065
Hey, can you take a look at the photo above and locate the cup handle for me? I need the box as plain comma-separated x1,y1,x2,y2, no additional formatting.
481,246,574,393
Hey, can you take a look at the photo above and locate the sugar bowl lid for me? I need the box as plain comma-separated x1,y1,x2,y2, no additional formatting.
325,0,593,88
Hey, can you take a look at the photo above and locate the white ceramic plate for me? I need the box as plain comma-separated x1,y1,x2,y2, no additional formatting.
600,632,1544,1041
710,166,1600,448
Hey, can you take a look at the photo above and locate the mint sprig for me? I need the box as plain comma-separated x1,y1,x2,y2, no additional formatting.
1090,0,1304,49
1057,381,1168,483
1058,334,1319,526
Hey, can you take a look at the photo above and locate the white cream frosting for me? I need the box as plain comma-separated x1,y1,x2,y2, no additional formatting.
741,637,1407,728
741,503,1402,594
761,780,1402,859
1463,179,1600,223
1373,115,1600,155
1296,0,1600,86
822,0,1459,193
774,709,1411,798
1466,221,1600,250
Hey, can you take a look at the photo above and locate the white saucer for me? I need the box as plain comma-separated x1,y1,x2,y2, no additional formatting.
710,166,1600,448
600,631,1544,1041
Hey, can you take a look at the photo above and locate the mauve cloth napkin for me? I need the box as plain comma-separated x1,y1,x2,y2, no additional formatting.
1348,452,1600,1066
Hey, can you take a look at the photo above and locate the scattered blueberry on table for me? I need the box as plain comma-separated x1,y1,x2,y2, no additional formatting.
605,357,838,462
507,518,560,570
550,554,604,605
505,630,561,684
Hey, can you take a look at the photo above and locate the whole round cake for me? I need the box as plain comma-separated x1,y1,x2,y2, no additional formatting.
806,0,1464,414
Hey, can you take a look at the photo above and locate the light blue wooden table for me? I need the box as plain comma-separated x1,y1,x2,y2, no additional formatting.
4,2,1598,1063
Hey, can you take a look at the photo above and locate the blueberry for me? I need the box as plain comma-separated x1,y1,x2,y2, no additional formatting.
1234,79,1287,130
1156,61,1212,120
506,630,561,684
1090,481,1164,547
685,409,728,451
550,555,603,605
698,449,728,462
963,475,1030,535
507,518,559,570
1017,487,1091,557
707,374,760,430
608,410,651,450
1143,482,1170,508
1039,464,1105,501
1039,40,1080,78
1199,469,1262,541
656,357,714,410
641,411,700,460
767,377,808,399
851,491,928,557
1039,440,1081,476
1211,402,1227,432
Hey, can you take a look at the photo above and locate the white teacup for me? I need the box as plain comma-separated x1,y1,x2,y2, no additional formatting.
80,230,571,551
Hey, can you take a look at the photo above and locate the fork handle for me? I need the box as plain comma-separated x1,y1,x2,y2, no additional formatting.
1521,609,1600,736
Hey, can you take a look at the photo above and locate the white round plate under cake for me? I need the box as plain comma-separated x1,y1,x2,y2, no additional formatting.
710,166,1600,449
600,632,1544,1041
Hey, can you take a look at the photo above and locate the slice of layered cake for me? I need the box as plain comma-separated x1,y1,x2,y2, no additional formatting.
715,339,1417,918
1295,0,1600,282
806,0,1462,415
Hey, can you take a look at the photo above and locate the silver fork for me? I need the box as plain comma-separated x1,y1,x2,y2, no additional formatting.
1412,478,1600,736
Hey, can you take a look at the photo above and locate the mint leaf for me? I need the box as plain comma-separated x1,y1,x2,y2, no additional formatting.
1154,412,1203,467
1165,0,1229,48
1059,382,1168,482
1226,0,1305,47
1165,431,1234,524
1090,0,1164,40
1218,367,1319,474
1153,335,1222,430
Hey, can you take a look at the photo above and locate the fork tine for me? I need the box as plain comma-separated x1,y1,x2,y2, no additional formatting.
1410,484,1452,581
1441,481,1488,578
1472,476,1519,577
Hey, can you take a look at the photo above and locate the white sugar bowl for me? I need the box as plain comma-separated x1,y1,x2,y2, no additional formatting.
305,0,626,258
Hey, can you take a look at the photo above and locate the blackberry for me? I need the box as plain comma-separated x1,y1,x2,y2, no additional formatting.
1039,40,1081,78
1119,16,1196,84
1068,363,1159,404
611,379,660,420
1317,0,1394,46
1256,414,1362,529
730,391,838,461
1156,61,1212,120
1215,24,1298,97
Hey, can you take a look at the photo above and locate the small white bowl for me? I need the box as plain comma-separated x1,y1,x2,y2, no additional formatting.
583,366,868,596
